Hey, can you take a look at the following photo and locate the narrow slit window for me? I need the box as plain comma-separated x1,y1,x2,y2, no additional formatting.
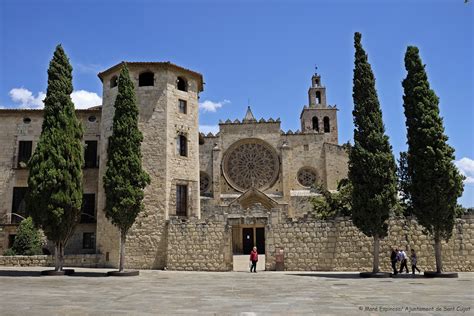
84,141,98,168
179,99,187,114
176,184,188,216
324,116,330,133
17,141,32,168
177,134,188,157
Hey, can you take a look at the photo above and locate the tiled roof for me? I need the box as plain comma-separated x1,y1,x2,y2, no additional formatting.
97,61,204,91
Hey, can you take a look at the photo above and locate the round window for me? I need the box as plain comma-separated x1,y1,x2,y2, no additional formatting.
23,117,31,124
88,116,97,122
297,167,318,187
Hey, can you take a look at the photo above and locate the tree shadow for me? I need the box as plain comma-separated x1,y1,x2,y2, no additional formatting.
68,271,108,277
288,273,363,279
0,270,42,277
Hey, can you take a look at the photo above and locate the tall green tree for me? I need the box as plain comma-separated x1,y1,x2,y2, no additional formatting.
349,32,398,273
103,64,150,272
27,45,84,271
402,46,464,273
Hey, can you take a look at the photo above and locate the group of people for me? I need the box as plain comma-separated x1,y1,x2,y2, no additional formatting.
390,247,421,275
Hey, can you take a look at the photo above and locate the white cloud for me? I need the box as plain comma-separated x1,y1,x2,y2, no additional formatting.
8,87,102,109
71,90,102,109
199,125,219,135
455,157,474,185
199,99,230,112
9,88,46,108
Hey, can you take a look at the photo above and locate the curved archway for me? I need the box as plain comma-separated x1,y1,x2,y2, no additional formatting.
323,116,330,133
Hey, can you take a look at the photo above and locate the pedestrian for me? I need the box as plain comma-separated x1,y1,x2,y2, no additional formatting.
249,246,258,273
390,247,398,275
411,248,421,274
399,249,409,273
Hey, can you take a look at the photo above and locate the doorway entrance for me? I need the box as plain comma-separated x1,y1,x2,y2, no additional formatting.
233,226,265,254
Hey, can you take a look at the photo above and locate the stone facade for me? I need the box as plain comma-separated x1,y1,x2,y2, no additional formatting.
1,61,471,272
0,254,102,268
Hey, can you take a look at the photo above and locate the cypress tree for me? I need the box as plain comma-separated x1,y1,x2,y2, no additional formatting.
349,32,398,274
402,46,464,273
103,64,150,272
26,45,84,271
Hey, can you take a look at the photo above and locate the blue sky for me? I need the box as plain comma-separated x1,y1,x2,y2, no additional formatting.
1,0,473,206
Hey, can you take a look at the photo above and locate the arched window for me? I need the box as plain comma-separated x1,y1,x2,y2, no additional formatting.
323,116,330,133
177,134,187,157
110,75,118,88
315,91,321,104
312,116,319,131
139,72,154,87
177,76,187,91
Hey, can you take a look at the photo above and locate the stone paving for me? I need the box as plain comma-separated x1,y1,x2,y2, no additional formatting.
0,267,472,315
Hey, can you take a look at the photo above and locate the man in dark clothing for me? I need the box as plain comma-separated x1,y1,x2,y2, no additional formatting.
390,248,398,275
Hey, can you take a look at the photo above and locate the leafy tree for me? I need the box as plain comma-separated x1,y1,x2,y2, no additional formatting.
402,46,464,273
103,64,150,272
349,32,398,273
311,179,352,219
26,45,84,271
12,217,42,255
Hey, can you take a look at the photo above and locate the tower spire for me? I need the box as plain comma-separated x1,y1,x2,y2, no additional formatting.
243,106,256,123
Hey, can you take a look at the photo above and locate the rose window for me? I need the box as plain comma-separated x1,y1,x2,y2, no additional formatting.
200,172,210,193
297,167,317,187
222,139,279,192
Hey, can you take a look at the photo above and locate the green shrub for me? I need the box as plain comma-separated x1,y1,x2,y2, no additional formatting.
3,248,16,256
12,217,42,255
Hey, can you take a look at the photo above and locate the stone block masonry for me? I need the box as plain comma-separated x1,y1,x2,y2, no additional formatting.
0,254,103,268
265,215,474,272
166,218,233,271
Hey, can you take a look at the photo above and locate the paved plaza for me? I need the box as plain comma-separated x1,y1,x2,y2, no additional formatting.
0,266,472,315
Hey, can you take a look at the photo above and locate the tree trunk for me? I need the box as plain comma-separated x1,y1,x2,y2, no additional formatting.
54,243,59,271
59,242,64,272
119,231,126,272
373,234,380,273
434,233,442,273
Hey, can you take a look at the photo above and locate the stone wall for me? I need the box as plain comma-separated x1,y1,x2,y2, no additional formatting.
166,218,233,271
265,215,474,272
0,254,103,268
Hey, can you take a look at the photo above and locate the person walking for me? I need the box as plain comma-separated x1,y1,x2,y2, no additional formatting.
399,249,409,274
249,246,258,273
390,248,398,275
411,248,421,274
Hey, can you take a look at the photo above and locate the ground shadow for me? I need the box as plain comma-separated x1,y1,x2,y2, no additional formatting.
68,271,108,277
0,270,42,277
288,273,362,279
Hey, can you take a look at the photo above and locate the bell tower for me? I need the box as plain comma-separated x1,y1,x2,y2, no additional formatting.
300,71,338,144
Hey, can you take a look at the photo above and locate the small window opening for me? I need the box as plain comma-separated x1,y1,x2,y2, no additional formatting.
81,194,96,223
23,117,31,124
82,232,95,249
110,76,118,88
84,141,98,168
139,71,154,87
17,141,32,168
324,116,330,133
12,187,28,223
312,116,319,132
88,116,96,123
177,134,188,157
176,184,188,216
179,99,187,114
177,77,187,91
315,79,320,86
316,91,321,104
